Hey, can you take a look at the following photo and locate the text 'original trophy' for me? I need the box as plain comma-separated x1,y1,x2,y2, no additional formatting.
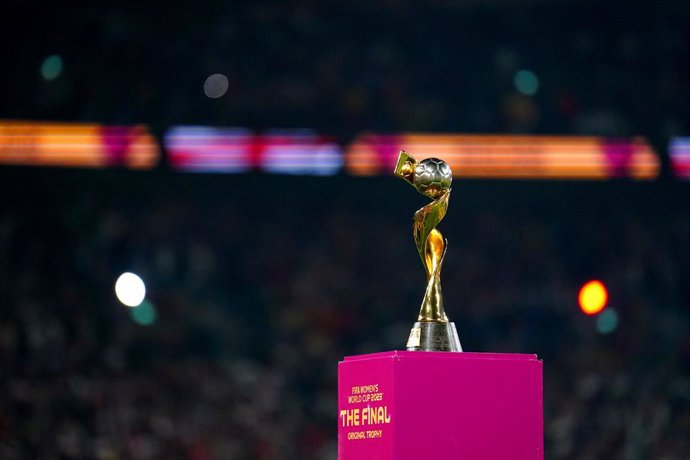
394,150,462,352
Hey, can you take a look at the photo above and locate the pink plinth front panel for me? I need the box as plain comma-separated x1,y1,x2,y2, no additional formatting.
338,351,543,460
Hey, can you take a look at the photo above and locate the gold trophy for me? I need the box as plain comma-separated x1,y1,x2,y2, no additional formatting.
394,151,462,352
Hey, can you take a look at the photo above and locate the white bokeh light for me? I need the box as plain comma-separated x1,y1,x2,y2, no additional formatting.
114,272,146,307
203,73,229,98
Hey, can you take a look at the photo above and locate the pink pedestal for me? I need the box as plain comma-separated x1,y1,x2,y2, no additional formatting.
338,351,543,460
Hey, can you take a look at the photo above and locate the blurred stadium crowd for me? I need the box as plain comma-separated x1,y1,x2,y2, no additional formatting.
2,1,688,144
1,171,688,459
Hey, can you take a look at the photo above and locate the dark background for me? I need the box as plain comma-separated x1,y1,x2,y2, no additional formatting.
2,1,689,143
1,1,689,459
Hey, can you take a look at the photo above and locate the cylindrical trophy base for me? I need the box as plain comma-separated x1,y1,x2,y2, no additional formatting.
406,321,463,352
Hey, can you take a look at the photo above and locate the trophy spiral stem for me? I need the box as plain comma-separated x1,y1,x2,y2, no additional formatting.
413,193,450,322
417,218,448,322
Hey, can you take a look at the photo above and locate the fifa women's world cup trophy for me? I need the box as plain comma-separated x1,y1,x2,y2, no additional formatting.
339,154,543,459
394,151,462,352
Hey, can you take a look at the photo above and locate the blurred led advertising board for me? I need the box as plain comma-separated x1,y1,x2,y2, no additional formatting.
0,121,159,169
165,126,343,175
1,121,664,180
669,137,690,180
165,126,253,172
345,134,660,180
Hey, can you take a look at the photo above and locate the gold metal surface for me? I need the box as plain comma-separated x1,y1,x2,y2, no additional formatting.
394,150,451,323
